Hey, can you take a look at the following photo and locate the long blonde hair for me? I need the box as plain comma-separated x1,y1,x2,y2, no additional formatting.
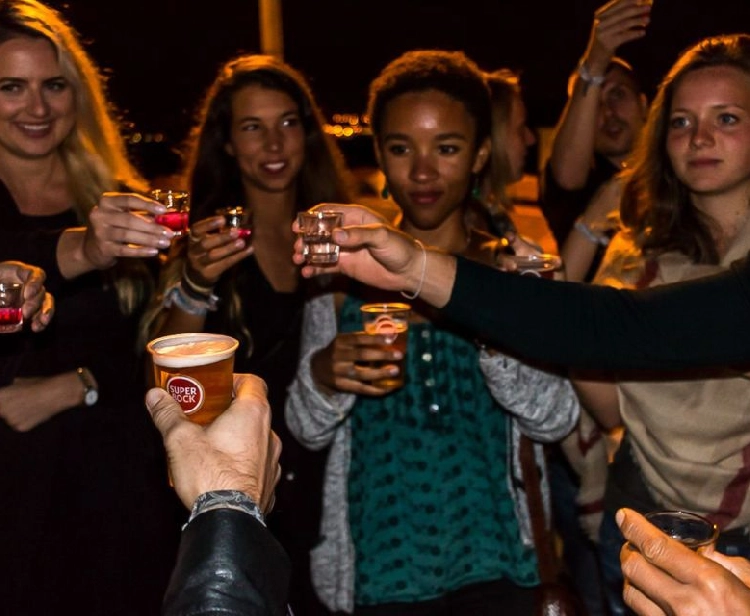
0,0,150,313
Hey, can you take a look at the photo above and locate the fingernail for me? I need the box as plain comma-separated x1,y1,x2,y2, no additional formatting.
616,509,625,527
393,352,403,359
388,367,400,375
157,238,171,248
334,229,348,241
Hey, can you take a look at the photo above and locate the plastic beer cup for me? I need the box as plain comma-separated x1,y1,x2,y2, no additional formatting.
147,333,238,425
360,302,410,388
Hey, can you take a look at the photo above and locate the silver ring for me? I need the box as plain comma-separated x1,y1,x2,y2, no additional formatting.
188,230,201,244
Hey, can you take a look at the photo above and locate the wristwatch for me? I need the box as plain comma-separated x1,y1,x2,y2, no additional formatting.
76,367,99,407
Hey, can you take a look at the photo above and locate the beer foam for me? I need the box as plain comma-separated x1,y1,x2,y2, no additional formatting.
149,335,237,368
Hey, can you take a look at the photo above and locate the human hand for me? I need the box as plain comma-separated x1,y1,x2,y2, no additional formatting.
145,373,282,513
293,203,429,292
618,508,750,616
0,260,54,332
184,215,253,288
83,192,176,269
311,332,404,396
583,0,652,74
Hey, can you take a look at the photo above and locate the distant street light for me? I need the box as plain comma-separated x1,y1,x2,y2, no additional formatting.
259,0,284,60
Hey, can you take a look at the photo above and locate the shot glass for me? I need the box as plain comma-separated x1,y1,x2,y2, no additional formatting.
644,510,718,551
216,206,252,240
147,333,239,425
151,189,190,236
0,281,24,333
504,254,562,279
297,210,343,264
360,302,410,388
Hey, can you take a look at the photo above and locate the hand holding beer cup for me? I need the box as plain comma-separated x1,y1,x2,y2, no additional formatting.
145,373,282,513
147,333,239,425
311,302,410,396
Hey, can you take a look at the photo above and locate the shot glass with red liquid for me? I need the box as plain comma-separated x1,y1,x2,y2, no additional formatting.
0,281,24,333
151,189,190,236
216,206,252,240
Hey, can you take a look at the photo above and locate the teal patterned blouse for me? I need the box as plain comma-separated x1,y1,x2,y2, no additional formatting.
340,294,538,606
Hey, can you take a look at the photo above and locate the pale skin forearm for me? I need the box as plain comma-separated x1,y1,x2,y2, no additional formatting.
403,250,457,309
571,377,622,430
57,227,96,279
0,370,89,432
561,225,602,282
549,76,603,191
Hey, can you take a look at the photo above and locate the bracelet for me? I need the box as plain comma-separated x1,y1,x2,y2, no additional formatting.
574,217,610,247
400,239,427,300
182,264,215,296
186,490,265,529
577,62,606,87
164,282,219,316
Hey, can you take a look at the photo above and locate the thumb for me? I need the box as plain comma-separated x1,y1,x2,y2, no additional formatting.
145,387,187,438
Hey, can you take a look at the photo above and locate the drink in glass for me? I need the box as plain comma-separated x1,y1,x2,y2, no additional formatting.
151,189,190,236
504,254,562,279
360,302,410,388
298,210,343,264
146,333,238,425
644,510,718,551
216,206,252,239
0,281,24,333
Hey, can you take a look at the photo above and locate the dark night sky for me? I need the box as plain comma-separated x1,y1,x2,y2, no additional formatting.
47,0,750,146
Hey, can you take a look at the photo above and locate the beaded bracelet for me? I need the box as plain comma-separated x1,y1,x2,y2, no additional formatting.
164,282,219,316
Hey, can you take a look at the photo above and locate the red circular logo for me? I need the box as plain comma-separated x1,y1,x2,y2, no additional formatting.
166,375,205,415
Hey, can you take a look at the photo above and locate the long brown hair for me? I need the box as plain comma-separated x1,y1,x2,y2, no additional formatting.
621,34,750,264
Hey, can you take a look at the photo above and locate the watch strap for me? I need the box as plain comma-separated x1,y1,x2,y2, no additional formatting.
187,490,266,529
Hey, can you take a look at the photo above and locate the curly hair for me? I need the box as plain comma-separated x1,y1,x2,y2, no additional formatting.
366,49,491,149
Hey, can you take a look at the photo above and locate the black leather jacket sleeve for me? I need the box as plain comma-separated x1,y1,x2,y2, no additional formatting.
163,509,290,616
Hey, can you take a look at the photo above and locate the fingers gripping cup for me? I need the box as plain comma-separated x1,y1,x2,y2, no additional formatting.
360,302,410,388
644,510,718,551
147,333,238,425
298,210,343,264
0,281,24,333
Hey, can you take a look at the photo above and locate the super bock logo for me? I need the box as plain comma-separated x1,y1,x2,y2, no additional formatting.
166,375,205,414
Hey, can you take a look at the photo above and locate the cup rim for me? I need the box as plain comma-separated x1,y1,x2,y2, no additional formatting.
146,332,239,367
505,253,563,271
644,510,719,547
298,209,343,220
360,302,412,314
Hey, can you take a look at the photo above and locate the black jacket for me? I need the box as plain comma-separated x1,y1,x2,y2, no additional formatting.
163,509,290,616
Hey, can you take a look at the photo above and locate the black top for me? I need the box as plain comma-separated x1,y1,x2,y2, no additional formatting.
443,256,750,371
0,183,181,615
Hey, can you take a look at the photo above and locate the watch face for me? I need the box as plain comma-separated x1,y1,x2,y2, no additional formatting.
84,388,98,406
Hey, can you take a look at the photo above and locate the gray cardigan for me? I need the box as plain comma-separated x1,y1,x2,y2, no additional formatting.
285,292,580,613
